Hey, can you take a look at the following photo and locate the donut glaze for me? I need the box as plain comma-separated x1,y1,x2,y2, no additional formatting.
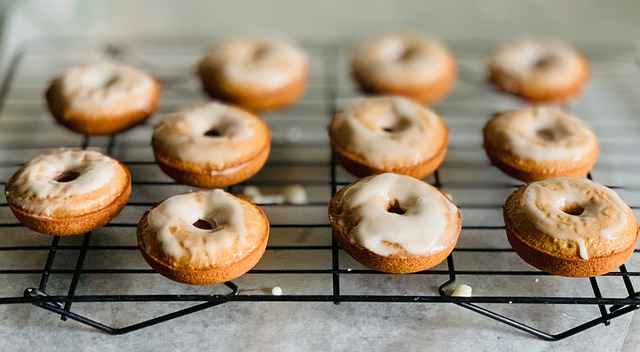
137,190,269,284
329,96,448,178
329,173,461,273
351,33,456,104
152,102,271,188
483,107,598,182
504,177,638,277
46,62,160,135
198,38,309,111
488,39,589,102
6,149,131,235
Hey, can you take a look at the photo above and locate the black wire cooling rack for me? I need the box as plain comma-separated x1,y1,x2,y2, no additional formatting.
0,38,639,340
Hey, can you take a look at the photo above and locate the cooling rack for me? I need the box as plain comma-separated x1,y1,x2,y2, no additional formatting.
0,37,639,340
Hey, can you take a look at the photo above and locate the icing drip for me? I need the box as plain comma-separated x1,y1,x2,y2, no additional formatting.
152,102,266,167
147,190,252,267
522,177,631,260
200,38,308,90
6,149,121,216
331,96,446,168
487,107,597,162
353,33,452,85
337,173,458,256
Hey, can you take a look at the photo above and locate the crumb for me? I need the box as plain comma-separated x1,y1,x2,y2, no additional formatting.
271,286,283,296
283,184,307,204
450,284,473,297
535,278,539,283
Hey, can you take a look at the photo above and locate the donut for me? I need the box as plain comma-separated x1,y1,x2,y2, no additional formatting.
488,39,589,102
328,173,461,273
197,38,309,111
46,62,161,135
483,107,598,182
151,102,271,188
328,96,448,178
137,189,269,285
504,177,638,277
5,149,131,236
351,33,456,105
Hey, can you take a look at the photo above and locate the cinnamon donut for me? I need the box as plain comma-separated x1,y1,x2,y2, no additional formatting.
351,33,456,105
488,39,589,102
46,62,161,135
483,107,599,182
152,102,271,188
328,96,448,178
197,38,309,111
329,173,461,273
504,177,638,277
5,149,131,236
137,189,270,285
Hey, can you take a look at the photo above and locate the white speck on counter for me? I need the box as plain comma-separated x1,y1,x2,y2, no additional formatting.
450,284,473,297
283,184,308,204
535,278,539,283
271,286,283,296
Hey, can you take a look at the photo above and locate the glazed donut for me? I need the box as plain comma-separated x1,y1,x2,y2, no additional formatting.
504,177,638,277
152,102,271,188
351,33,456,105
137,189,269,285
328,96,448,178
488,39,589,102
46,62,161,135
483,107,598,182
329,173,461,273
5,149,131,236
197,38,309,111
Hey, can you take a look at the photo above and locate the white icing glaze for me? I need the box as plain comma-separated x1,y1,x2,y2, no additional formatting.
490,39,583,87
146,190,254,267
522,177,631,260
331,96,446,167
152,102,267,168
59,62,157,115
488,107,597,162
6,149,122,216
200,38,308,90
283,184,307,204
352,33,452,85
337,173,458,256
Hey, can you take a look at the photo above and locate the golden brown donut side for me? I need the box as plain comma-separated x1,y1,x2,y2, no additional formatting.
488,55,589,103
328,182,461,273
45,78,162,135
137,198,270,285
328,117,449,179
503,187,638,277
8,164,132,236
198,62,308,112
352,56,457,105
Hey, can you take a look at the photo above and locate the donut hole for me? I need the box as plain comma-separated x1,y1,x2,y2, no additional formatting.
396,45,420,62
252,44,271,61
55,170,81,183
380,117,411,134
562,204,585,216
536,127,558,141
533,55,556,70
386,200,407,215
192,219,217,230
204,128,223,138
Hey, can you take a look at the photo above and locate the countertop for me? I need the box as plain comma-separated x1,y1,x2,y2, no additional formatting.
1,1,640,351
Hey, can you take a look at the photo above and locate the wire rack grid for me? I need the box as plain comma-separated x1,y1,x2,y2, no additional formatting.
0,38,640,340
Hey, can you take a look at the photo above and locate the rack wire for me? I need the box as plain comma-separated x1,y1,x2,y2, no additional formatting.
0,38,639,340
